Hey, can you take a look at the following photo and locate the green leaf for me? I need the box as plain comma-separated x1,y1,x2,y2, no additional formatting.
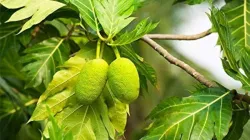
105,84,128,134
70,0,98,31
0,0,30,9
4,0,65,33
0,35,16,59
120,45,157,87
240,54,250,89
221,59,240,81
221,58,250,89
29,54,85,121
95,94,116,139
240,117,250,140
0,78,23,108
139,74,149,93
0,22,21,40
0,39,24,79
94,0,135,39
42,87,128,140
0,94,34,140
20,38,70,88
46,107,73,140
221,0,250,61
108,99,128,134
133,0,148,11
47,104,108,140
109,19,158,46
241,54,250,78
143,87,233,140
211,6,250,90
209,7,238,71
224,103,249,140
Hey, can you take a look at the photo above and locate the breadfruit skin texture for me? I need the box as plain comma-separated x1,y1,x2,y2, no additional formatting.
75,59,108,105
108,58,139,103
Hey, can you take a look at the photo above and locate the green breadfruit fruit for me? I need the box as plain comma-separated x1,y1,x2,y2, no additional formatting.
108,58,139,103
75,59,109,105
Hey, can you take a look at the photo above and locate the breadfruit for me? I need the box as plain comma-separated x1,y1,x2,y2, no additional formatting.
108,58,139,103
75,59,108,105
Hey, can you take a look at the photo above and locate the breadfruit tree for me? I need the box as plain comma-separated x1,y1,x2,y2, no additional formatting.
0,0,250,140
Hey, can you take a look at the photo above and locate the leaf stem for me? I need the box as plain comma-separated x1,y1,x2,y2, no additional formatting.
107,34,113,42
100,41,105,58
96,39,101,59
91,4,108,42
97,31,108,42
112,46,120,59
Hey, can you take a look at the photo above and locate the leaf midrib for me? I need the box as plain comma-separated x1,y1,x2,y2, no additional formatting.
27,39,64,86
244,0,247,49
150,102,207,118
0,27,20,40
159,91,230,139
77,106,89,140
44,72,80,98
31,92,75,121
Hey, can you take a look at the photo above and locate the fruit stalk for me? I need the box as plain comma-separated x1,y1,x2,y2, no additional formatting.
112,46,121,58
96,39,101,59
100,41,105,58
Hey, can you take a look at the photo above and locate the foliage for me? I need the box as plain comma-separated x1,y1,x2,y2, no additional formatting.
20,38,70,88
109,19,158,46
43,107,73,140
1,0,65,33
143,87,232,140
0,0,250,140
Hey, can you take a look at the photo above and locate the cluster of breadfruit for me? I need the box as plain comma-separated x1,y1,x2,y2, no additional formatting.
75,58,139,105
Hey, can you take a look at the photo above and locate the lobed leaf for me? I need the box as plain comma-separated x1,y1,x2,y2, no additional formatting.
106,85,129,133
0,34,17,59
70,0,98,31
240,117,250,140
94,0,135,39
29,54,85,121
0,22,21,40
53,105,108,140
20,38,70,88
224,103,249,140
209,8,238,71
46,107,74,140
2,0,65,33
0,37,24,79
0,0,30,9
211,5,250,89
143,87,233,140
109,19,158,46
221,0,250,61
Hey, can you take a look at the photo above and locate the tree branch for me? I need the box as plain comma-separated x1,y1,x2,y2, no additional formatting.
141,35,250,104
141,35,215,87
232,90,250,104
147,29,211,40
